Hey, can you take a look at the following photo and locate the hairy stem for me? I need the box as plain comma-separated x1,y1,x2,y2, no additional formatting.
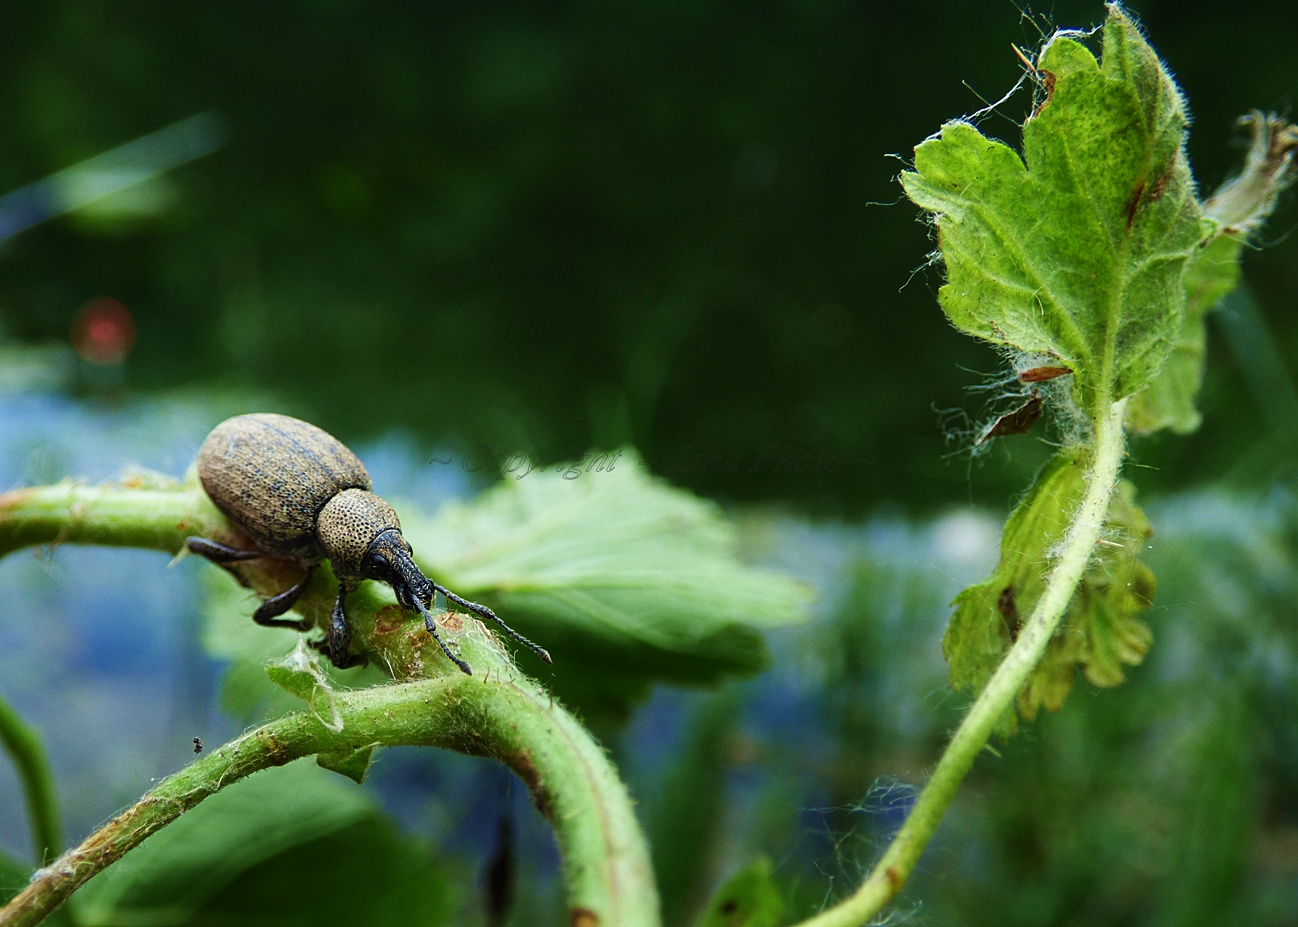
0,481,221,559
0,479,658,927
0,668,655,927
796,398,1129,927
0,695,61,866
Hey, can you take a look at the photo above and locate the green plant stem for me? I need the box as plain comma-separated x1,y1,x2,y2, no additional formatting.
0,481,222,558
0,479,659,927
0,695,61,866
796,398,1129,927
0,669,656,927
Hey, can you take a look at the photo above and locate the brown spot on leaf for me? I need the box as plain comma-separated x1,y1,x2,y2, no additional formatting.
571,909,600,927
373,605,406,634
997,586,1021,641
1124,180,1147,230
1149,169,1170,200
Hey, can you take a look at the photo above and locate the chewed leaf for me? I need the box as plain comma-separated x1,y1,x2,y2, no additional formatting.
945,450,1156,732
901,6,1203,413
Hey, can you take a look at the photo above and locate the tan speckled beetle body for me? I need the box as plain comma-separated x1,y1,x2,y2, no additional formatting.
187,413,550,674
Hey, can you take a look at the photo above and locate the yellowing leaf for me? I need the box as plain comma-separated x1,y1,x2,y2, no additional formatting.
946,450,1156,732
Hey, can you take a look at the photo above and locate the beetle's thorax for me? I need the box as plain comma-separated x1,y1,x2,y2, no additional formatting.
316,488,400,583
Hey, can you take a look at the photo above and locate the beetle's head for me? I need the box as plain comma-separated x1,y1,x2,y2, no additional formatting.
362,515,555,670
361,527,434,609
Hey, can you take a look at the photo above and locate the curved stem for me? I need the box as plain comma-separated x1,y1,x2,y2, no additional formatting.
0,694,61,865
0,667,656,927
0,479,659,927
796,398,1129,927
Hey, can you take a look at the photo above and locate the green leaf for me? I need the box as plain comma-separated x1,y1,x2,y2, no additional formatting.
1129,112,1297,434
946,452,1083,702
900,5,1202,413
196,448,808,725
72,761,377,924
70,761,463,926
946,449,1156,731
200,567,318,722
317,746,376,784
188,817,464,926
1070,480,1156,690
403,449,811,723
1127,233,1243,434
694,857,784,927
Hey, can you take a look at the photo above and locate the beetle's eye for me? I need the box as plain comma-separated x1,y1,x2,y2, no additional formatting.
370,553,389,571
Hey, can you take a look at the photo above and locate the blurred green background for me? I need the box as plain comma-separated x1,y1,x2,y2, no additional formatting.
2,1,1298,925
3,0,1295,511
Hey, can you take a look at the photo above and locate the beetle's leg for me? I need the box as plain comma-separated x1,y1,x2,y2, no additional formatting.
251,564,315,632
412,597,472,675
186,537,262,563
429,582,552,664
325,585,365,669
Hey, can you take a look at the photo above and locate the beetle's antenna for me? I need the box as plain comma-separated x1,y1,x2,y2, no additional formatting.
411,595,472,675
431,582,553,665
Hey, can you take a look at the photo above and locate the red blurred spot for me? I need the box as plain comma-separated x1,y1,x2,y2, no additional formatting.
72,297,135,364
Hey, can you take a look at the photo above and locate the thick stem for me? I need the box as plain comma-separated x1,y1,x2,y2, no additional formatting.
796,398,1129,927
0,695,62,866
0,480,658,927
0,667,656,927
0,481,222,559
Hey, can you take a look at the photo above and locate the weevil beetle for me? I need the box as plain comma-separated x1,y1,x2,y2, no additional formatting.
186,412,550,674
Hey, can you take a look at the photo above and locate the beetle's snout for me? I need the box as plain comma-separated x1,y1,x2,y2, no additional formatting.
392,558,434,610
365,529,434,607
404,569,434,608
